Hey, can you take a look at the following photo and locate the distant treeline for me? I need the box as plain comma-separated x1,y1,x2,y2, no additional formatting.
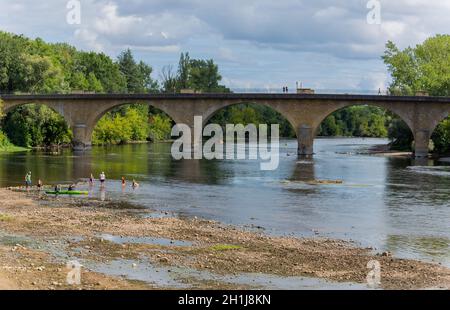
0,31,449,154
0,31,175,147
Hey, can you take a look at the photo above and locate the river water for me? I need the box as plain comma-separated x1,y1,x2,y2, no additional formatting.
0,138,449,267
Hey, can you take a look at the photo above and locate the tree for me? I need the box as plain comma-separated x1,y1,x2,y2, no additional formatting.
432,119,450,154
117,49,158,93
177,52,191,90
75,51,127,92
161,53,230,93
160,65,178,93
383,35,450,153
148,114,172,141
388,119,414,151
383,35,450,96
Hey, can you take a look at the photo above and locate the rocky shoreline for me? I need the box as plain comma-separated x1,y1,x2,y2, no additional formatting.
0,188,449,290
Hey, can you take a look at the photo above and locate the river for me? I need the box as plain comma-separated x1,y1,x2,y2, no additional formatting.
0,138,449,268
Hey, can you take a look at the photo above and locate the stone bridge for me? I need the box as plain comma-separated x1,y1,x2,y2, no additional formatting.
1,93,450,157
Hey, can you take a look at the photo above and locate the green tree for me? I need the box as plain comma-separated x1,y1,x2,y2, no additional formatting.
117,49,158,93
177,52,191,90
432,120,450,154
75,51,127,92
383,35,450,152
388,119,414,151
148,114,173,141
2,105,71,147
383,35,450,96
162,53,230,93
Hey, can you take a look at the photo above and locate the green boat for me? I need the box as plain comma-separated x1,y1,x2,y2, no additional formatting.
45,191,89,195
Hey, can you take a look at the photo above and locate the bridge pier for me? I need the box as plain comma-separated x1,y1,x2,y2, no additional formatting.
72,124,92,151
297,125,314,156
414,129,431,158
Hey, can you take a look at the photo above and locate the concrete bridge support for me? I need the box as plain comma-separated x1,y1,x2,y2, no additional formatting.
72,124,92,151
414,129,432,158
297,125,315,156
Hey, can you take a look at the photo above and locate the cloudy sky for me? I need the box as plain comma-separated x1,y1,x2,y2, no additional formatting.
0,0,448,92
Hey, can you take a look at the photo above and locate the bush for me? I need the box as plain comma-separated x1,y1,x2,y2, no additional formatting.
2,105,72,147
148,114,172,141
388,118,414,151
432,118,450,154
93,113,133,145
0,130,10,148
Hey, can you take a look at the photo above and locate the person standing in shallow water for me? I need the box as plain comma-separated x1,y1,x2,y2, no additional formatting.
99,172,106,187
25,172,32,190
89,173,94,186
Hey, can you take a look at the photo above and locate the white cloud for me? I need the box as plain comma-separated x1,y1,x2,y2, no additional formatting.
0,0,448,90
74,28,104,52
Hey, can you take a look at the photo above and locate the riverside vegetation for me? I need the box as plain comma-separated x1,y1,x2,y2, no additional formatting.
0,32,449,154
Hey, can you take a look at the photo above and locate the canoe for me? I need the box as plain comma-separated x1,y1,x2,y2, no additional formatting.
45,191,89,195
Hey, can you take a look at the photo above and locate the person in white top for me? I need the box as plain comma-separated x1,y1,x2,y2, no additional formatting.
99,172,106,187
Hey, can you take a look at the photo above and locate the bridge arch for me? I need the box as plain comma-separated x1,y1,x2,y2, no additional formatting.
1,101,72,147
200,100,298,135
78,100,179,149
297,101,416,156
311,101,415,135
2,100,69,123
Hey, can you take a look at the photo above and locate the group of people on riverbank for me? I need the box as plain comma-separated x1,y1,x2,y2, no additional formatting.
23,171,140,191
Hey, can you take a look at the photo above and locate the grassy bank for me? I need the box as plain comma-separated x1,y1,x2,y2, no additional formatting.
0,144,30,153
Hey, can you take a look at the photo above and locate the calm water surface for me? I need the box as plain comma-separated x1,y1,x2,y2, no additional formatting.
0,138,449,267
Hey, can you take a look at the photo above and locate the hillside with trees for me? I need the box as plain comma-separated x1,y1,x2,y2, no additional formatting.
0,32,169,147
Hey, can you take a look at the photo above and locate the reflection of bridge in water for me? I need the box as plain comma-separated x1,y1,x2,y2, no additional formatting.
2,93,450,157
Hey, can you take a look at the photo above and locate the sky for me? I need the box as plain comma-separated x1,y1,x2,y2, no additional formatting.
0,0,449,92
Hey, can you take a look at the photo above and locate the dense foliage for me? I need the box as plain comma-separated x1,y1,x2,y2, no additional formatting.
0,31,169,147
209,104,296,138
161,52,230,93
317,106,390,138
3,105,71,147
383,35,450,153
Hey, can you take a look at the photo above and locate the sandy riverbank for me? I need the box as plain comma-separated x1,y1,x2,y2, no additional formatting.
0,188,449,290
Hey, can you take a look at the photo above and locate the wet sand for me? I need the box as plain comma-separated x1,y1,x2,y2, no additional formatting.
0,188,449,290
